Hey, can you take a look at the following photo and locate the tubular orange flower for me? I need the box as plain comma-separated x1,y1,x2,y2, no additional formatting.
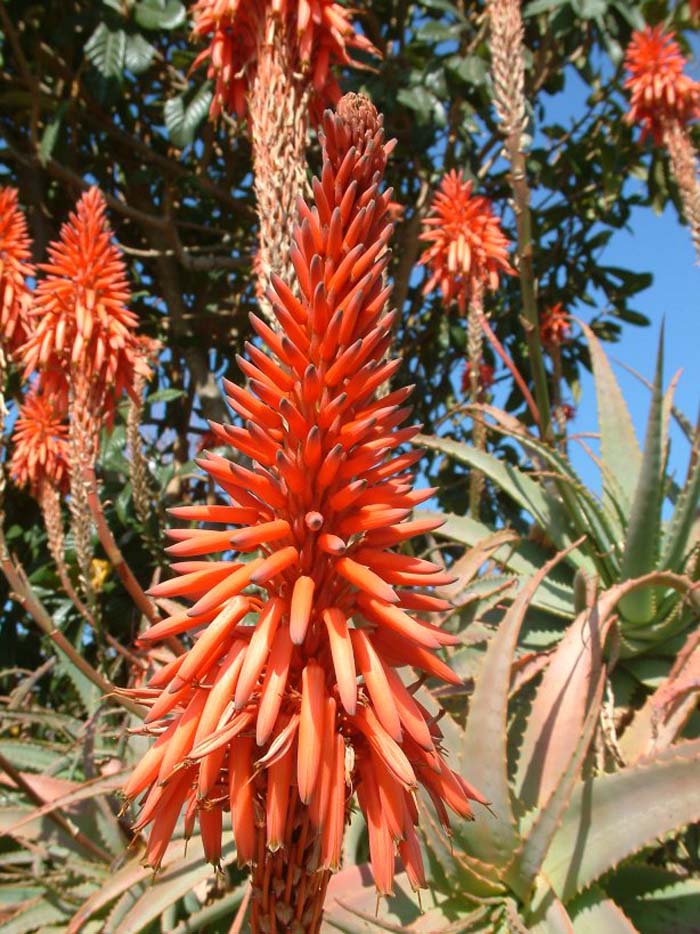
0,186,33,361
624,25,700,143
419,170,514,314
539,302,570,349
9,387,69,496
21,187,147,416
192,0,379,121
124,94,484,928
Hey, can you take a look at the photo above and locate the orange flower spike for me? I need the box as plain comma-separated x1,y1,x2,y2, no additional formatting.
419,169,514,313
9,388,69,496
235,598,285,709
0,187,33,360
624,25,700,143
199,806,223,866
125,95,486,906
22,187,142,414
322,607,357,715
266,742,294,851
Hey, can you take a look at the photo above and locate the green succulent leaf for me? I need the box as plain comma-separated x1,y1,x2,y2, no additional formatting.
579,322,642,515
458,545,577,866
569,888,639,933
619,328,665,624
543,748,700,902
421,510,576,617
514,602,611,811
417,435,591,571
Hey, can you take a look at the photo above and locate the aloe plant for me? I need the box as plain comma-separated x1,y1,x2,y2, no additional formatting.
419,325,700,668
322,561,700,934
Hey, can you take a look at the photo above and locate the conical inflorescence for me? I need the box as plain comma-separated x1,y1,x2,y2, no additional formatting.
123,93,485,931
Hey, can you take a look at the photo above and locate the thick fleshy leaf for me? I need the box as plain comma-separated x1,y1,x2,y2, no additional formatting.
457,544,579,866
619,329,665,624
543,750,700,902
112,842,236,933
614,876,700,934
513,602,612,810
508,668,605,899
417,435,592,570
422,510,577,617
660,440,700,572
569,888,639,933
580,322,641,520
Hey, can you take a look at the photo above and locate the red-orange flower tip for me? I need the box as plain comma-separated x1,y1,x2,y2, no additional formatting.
418,170,514,313
0,186,33,360
21,186,142,415
624,25,700,143
9,387,69,496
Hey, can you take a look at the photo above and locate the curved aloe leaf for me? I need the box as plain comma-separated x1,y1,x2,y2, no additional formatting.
514,602,612,810
421,510,576,617
661,442,700,572
458,544,580,866
67,839,195,933
167,886,247,934
569,888,639,933
614,876,700,934
619,329,665,624
508,670,605,899
580,322,641,519
417,435,591,571
527,876,575,934
542,749,700,902
113,841,236,933
476,404,620,577
4,770,128,837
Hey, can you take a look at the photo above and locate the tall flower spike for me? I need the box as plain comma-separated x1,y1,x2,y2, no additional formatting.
22,187,149,602
125,94,484,931
419,170,513,517
192,1,380,320
624,25,700,144
22,186,146,416
419,170,514,315
624,26,700,259
487,0,527,148
0,187,33,363
10,387,69,497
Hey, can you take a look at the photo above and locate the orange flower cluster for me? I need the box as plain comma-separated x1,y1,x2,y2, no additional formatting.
123,95,484,907
192,0,379,120
419,170,514,313
0,187,33,360
22,187,149,418
624,25,700,143
9,388,69,496
539,302,570,349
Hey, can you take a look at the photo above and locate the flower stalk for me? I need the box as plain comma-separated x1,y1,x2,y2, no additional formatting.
124,94,484,931
487,0,553,441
